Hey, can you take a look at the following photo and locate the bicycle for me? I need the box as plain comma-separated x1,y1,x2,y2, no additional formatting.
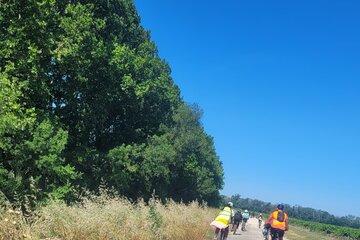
263,223,271,240
263,228,269,240
215,227,228,240
271,232,282,240
241,218,248,231
270,229,285,240
232,220,241,234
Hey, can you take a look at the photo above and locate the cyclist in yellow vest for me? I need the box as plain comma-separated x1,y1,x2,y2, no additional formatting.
266,204,289,240
211,202,234,240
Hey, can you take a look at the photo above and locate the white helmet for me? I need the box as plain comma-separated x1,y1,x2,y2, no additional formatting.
228,202,234,207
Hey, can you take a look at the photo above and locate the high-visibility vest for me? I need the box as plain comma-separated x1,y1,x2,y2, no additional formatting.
214,207,232,226
270,210,288,230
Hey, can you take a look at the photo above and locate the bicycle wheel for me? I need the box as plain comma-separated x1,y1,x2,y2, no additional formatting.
215,231,221,240
216,229,225,240
221,230,226,240
216,229,224,240
271,232,280,240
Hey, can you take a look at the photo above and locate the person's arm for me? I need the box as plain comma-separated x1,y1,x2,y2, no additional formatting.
266,212,273,225
285,215,289,231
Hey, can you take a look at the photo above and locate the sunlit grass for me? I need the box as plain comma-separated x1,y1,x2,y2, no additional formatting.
287,225,338,240
0,195,216,240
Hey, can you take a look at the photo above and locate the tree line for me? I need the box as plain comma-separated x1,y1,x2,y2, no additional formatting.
225,194,360,229
0,0,224,211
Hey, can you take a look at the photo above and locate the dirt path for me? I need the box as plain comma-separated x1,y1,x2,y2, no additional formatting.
228,218,288,240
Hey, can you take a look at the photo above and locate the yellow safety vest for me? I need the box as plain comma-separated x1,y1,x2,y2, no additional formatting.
214,207,232,226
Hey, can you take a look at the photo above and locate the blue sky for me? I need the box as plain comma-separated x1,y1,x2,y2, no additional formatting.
134,0,360,216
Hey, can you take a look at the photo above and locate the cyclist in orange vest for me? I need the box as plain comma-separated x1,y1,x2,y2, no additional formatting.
266,204,289,240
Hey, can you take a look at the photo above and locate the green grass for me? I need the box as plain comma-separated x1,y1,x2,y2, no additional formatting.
287,224,338,240
290,218,360,240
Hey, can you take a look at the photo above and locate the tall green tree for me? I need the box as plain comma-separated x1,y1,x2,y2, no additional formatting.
167,105,224,205
0,71,77,208
1,0,224,206
106,104,224,206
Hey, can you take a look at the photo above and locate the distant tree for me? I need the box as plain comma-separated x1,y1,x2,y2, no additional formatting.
226,195,360,228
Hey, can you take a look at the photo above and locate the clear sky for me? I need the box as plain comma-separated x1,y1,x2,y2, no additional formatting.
134,0,360,216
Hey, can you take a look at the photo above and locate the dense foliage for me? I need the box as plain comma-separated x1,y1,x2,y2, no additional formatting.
0,0,224,209
225,195,360,229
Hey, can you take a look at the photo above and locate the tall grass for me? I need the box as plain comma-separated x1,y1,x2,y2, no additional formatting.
0,195,215,240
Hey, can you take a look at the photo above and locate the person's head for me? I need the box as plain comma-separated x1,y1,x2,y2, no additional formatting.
244,209,249,213
277,204,285,211
227,202,233,208
259,213,263,216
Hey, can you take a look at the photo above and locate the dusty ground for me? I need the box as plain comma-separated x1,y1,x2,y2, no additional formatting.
227,218,287,240
227,218,336,240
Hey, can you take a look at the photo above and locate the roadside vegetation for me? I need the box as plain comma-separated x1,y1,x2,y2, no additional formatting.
1,1,359,240
0,0,223,213
287,224,337,240
0,194,215,240
291,218,360,239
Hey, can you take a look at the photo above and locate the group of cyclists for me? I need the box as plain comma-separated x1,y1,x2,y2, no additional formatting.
211,202,289,240
231,208,250,233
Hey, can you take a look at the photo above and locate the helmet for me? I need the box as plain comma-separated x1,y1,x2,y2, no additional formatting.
245,209,249,213
228,202,233,207
277,204,284,210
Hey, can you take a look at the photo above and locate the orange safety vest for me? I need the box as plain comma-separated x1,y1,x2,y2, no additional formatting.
270,210,288,230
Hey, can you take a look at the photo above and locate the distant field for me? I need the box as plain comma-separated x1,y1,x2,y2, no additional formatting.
255,212,359,240
287,225,338,240
290,218,360,240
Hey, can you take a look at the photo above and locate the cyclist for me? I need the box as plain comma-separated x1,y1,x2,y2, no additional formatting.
231,209,243,234
211,202,234,240
258,213,263,228
241,209,250,231
266,204,289,240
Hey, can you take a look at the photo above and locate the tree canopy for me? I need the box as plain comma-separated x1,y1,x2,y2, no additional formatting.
0,0,224,209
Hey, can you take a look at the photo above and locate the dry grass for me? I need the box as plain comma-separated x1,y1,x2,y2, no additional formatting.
0,196,216,240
